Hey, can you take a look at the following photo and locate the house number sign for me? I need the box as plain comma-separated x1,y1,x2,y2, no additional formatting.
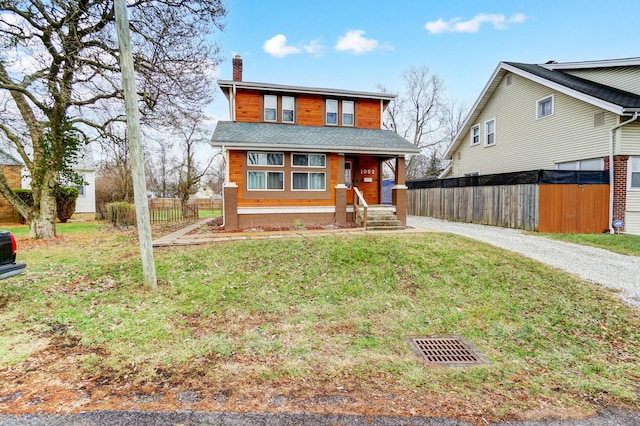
360,169,376,175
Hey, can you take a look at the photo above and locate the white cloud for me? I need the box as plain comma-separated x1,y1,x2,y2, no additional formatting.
303,38,325,56
335,30,385,54
425,13,527,34
263,34,301,58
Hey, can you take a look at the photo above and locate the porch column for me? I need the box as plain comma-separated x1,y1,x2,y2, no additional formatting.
223,182,238,231
392,156,408,226
335,154,347,223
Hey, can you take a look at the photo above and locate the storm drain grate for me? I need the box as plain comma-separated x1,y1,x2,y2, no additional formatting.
407,336,489,367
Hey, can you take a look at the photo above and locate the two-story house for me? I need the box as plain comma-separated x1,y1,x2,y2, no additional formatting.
442,57,640,234
211,56,419,231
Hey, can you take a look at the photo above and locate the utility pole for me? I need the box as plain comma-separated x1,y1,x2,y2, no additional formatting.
114,0,158,290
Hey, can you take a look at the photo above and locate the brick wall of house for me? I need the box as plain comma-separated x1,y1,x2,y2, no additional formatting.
0,165,23,223
604,155,629,230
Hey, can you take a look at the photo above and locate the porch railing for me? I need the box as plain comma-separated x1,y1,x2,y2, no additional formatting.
353,187,368,228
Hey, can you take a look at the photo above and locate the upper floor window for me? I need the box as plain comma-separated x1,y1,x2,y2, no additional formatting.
282,96,295,123
537,95,554,119
342,101,354,126
247,152,284,166
470,124,480,146
485,118,496,146
76,173,86,197
629,157,640,189
292,153,326,167
264,95,277,122
326,99,338,125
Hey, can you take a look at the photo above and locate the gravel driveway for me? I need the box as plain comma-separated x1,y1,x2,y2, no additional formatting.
407,216,640,309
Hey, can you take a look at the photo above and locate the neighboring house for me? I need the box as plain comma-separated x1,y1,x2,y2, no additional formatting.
211,56,419,230
21,146,96,219
0,150,24,223
443,57,640,234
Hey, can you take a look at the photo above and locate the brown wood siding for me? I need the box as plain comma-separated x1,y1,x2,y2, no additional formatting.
356,99,381,129
357,156,380,204
538,184,609,234
235,89,261,122
230,151,338,207
297,95,324,126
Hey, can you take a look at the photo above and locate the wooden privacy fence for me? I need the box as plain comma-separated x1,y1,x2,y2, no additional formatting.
407,170,610,234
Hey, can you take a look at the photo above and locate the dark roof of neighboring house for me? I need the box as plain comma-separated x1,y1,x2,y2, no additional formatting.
0,149,22,166
505,62,640,109
211,121,420,155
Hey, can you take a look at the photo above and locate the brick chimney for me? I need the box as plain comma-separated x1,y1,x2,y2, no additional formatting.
232,55,243,81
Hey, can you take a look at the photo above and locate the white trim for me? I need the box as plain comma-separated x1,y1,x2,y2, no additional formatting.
391,184,408,190
335,184,348,189
326,99,338,126
291,153,326,168
218,80,396,101
470,124,480,146
247,170,285,191
628,156,640,190
342,100,354,127
540,57,640,70
536,94,555,119
438,164,452,179
282,95,295,123
484,118,496,147
217,144,420,156
291,171,326,191
247,151,284,167
238,206,336,214
263,94,277,122
346,205,354,213
224,182,238,188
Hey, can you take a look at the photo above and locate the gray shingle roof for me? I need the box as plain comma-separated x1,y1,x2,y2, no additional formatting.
0,149,22,166
505,62,640,109
211,121,420,155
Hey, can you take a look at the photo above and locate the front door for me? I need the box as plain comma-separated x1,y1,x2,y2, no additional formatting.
345,158,354,204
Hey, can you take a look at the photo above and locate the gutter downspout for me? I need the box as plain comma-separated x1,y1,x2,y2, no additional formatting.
232,84,237,121
221,144,226,228
608,112,639,234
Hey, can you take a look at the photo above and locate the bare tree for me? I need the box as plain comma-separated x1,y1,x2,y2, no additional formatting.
0,1,226,238
380,65,464,179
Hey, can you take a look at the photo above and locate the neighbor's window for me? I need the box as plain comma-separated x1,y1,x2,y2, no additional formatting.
264,95,277,121
470,124,480,146
342,101,354,126
630,157,640,188
537,95,554,119
247,171,284,190
292,172,326,191
247,152,283,166
292,153,326,167
76,173,86,197
282,96,295,123
326,99,338,125
485,119,496,146
556,158,603,171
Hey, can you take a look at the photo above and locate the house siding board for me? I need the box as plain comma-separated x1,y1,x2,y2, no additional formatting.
297,95,324,126
564,67,640,95
621,120,640,154
235,89,261,122
453,75,615,177
356,99,381,129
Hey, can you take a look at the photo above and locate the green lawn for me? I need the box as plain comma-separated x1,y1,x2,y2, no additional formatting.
1,228,639,421
540,232,640,256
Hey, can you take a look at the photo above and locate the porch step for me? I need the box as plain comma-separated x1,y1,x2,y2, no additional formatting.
366,225,406,231
355,205,405,231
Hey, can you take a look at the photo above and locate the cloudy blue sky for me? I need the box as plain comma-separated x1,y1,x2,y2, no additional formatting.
207,0,640,120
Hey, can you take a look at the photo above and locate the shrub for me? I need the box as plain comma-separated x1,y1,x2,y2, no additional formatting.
54,186,79,223
13,189,33,224
106,202,136,226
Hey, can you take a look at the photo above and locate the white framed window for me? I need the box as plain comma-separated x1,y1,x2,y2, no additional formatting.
342,101,354,126
484,118,496,146
247,171,284,191
292,172,326,191
556,158,603,171
470,124,480,146
629,157,640,189
76,173,86,197
292,153,326,167
264,95,277,122
326,99,338,125
537,95,554,119
247,152,284,166
282,96,295,123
